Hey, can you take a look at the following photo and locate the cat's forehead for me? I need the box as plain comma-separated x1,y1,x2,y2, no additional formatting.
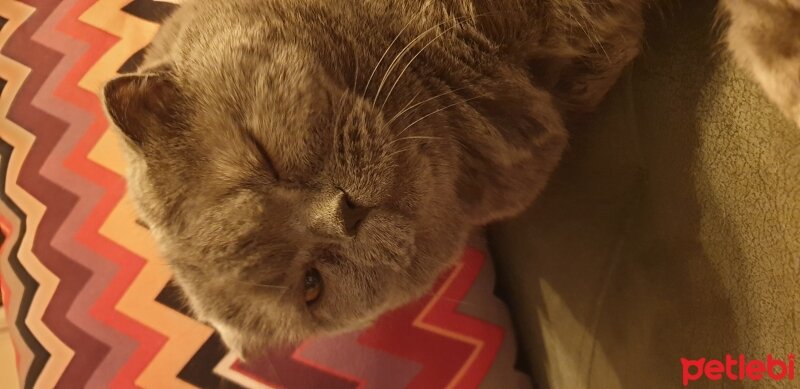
243,49,332,135
181,42,335,167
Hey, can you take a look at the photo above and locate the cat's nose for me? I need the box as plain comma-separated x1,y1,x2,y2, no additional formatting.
339,192,369,236
306,189,369,239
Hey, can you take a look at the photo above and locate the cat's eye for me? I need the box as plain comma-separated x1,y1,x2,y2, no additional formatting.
303,268,323,305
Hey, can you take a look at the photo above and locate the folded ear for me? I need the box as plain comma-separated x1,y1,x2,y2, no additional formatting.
102,71,184,147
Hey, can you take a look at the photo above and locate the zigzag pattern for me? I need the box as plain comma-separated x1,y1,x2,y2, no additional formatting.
0,1,528,387
1,1,76,387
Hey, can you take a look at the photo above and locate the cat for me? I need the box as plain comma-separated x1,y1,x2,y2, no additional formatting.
102,0,800,359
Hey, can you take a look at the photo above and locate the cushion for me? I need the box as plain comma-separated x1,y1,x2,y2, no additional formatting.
0,1,529,387
489,1,800,387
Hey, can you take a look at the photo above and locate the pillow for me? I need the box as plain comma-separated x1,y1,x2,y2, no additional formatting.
0,1,530,387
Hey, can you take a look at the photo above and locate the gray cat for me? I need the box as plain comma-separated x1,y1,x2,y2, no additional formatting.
102,0,800,359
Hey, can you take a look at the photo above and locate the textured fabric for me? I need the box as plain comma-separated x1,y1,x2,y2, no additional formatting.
0,1,529,388
490,1,800,388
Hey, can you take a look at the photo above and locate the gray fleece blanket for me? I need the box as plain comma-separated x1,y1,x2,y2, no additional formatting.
489,1,800,387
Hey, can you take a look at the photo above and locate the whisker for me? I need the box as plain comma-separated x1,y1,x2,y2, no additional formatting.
232,279,290,290
362,6,428,97
388,89,422,124
387,135,444,147
557,4,608,60
334,81,349,127
373,14,477,103
352,44,360,93
395,93,489,138
380,21,464,111
386,145,418,160
386,85,472,126
367,8,516,103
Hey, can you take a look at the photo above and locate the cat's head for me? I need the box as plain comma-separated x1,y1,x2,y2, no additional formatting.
102,3,567,359
102,42,477,358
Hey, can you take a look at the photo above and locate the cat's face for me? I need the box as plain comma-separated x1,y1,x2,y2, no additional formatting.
103,44,472,358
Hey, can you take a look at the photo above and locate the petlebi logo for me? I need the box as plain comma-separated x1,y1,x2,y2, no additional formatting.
681,354,796,386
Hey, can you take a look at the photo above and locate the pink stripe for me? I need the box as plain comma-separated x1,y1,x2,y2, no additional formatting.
296,331,422,389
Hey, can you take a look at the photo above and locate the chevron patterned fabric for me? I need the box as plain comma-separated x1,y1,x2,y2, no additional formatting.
0,1,530,388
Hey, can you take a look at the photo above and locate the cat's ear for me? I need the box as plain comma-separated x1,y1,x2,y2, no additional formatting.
102,70,183,147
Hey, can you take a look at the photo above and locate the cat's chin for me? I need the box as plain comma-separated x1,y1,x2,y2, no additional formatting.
212,320,305,362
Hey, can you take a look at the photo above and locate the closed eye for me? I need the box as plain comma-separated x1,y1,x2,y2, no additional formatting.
246,132,281,181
